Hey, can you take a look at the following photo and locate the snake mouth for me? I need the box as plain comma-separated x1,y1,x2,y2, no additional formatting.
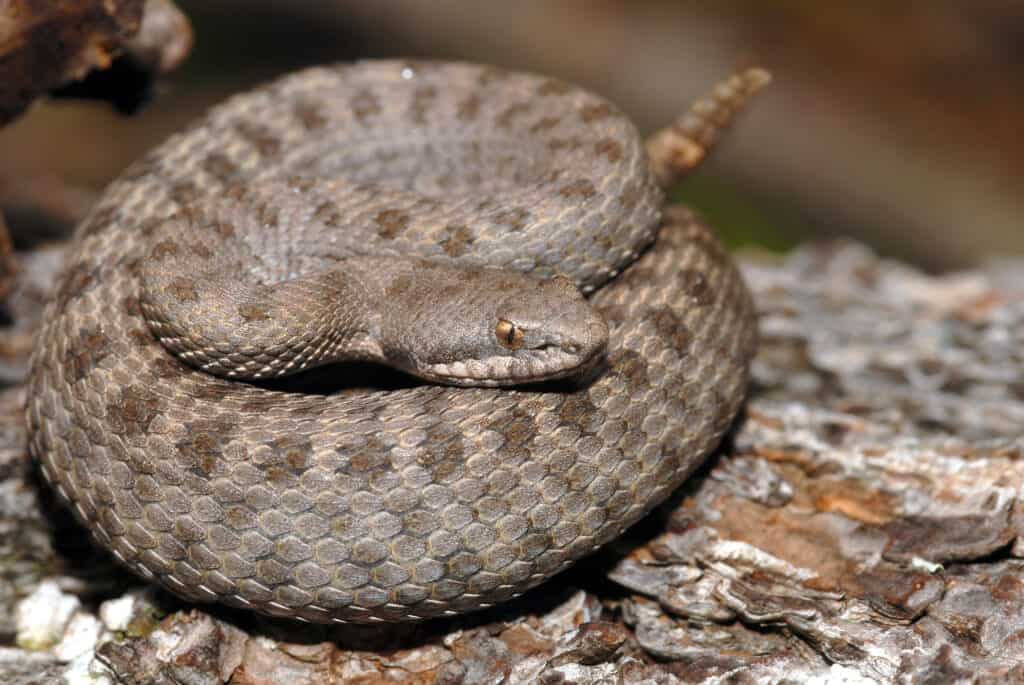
423,347,593,387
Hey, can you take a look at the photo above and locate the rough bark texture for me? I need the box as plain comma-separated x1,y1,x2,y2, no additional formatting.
0,0,191,124
1,213,1022,682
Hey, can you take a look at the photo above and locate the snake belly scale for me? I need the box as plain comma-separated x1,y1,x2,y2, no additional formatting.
26,61,758,623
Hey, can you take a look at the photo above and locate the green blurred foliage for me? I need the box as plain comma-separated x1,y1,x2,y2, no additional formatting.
670,174,806,253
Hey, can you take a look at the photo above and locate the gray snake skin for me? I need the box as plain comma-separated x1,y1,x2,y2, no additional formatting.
27,61,761,623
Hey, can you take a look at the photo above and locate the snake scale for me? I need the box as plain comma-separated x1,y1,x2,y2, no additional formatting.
26,61,764,623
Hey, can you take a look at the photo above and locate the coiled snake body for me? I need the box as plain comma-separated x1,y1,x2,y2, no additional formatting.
27,61,762,623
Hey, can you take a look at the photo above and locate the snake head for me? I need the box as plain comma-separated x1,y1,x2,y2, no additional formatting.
381,264,608,387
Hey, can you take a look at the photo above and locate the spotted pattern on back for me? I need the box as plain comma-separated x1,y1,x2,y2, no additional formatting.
26,61,756,624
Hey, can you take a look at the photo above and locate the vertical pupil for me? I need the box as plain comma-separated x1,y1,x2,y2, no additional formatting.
506,325,516,345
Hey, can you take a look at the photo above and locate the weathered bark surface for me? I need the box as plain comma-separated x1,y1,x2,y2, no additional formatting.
1,211,1021,682
0,0,191,124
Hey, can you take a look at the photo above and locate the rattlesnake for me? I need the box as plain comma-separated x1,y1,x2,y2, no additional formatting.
27,61,764,623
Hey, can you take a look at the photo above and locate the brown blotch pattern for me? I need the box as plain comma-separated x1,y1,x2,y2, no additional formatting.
78,204,119,238
496,102,531,128
170,181,200,207
646,307,692,355
238,304,271,322
234,122,281,157
122,295,142,318
345,436,389,475
677,269,714,306
202,153,238,183
267,435,315,473
580,103,616,123
530,116,561,133
594,139,623,162
124,258,144,281
375,209,410,240
150,240,179,261
456,94,481,121
558,395,599,429
619,183,642,210
559,179,597,200
293,100,327,130
167,277,199,303
606,349,649,389
55,261,98,309
501,408,539,450
127,328,155,348
189,242,213,260
537,79,572,96
492,207,531,231
313,201,342,228
189,382,234,403
548,137,583,152
418,422,467,480
145,355,185,379
178,419,236,475
487,403,544,462
441,224,474,257
64,328,112,382
254,201,280,229
109,385,162,438
214,221,236,239
351,89,381,123
137,217,165,238
221,184,246,203
409,86,438,125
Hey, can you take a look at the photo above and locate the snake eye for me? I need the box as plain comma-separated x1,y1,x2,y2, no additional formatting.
495,319,525,350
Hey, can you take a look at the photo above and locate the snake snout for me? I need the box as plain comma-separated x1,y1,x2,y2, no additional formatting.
530,275,608,358
559,316,608,360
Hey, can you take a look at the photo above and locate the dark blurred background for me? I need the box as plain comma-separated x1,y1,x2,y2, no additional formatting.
2,1,1022,269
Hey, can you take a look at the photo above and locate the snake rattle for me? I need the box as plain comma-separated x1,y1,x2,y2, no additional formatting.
27,61,766,623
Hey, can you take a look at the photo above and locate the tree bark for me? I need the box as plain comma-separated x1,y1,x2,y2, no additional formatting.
1,219,1021,683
